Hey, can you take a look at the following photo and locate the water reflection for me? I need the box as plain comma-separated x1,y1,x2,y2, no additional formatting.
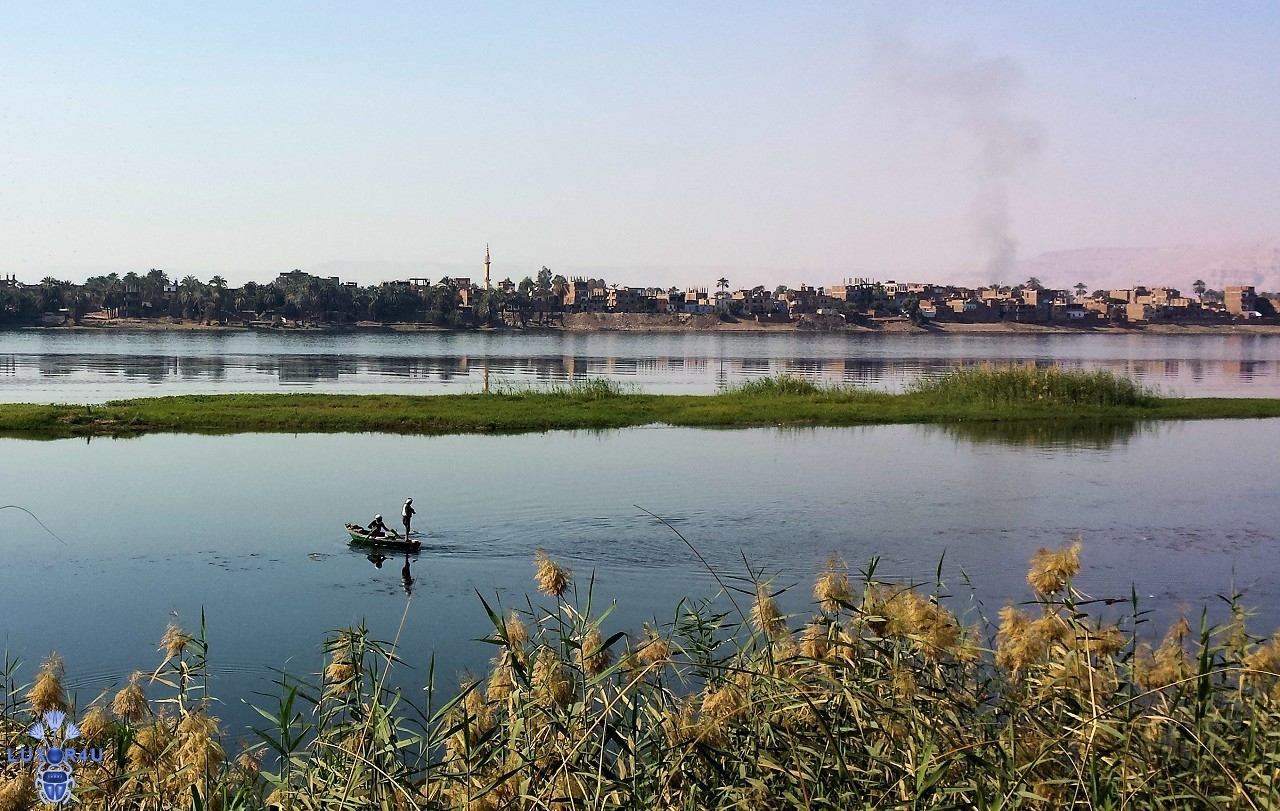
361,549,416,595
402,556,414,596
926,419,1161,449
2,332,1278,402
6,352,1274,392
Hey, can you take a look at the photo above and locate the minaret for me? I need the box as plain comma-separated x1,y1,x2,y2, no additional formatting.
484,244,491,290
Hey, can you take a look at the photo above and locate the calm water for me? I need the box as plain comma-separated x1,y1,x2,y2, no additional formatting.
2,421,1278,734
2,329,1279,401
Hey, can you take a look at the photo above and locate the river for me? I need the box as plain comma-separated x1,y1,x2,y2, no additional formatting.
1,420,1277,735
1,329,1278,736
1,328,1279,401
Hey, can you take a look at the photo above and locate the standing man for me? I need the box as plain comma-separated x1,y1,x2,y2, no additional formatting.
402,497,416,538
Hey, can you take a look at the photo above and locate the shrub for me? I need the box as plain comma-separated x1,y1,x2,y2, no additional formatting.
911,366,1157,408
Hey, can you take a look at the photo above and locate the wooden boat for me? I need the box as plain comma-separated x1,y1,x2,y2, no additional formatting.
345,523,421,551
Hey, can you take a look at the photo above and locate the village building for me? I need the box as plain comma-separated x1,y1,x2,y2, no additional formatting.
1225,285,1258,316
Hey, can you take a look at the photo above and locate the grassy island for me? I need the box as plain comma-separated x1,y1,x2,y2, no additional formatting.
2,368,1280,440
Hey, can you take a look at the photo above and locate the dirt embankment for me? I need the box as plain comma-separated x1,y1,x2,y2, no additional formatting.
562,312,731,331
38,312,1280,335
559,312,874,332
555,312,1280,334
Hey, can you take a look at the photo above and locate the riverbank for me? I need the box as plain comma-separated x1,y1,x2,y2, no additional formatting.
22,312,1280,335
3,370,1279,439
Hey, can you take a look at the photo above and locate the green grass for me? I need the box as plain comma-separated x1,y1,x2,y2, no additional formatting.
2,370,1280,439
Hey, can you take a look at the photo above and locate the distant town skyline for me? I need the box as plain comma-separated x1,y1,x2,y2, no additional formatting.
2,4,1277,291
8,236,1279,299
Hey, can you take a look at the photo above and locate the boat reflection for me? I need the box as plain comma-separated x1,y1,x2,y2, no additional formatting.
361,550,415,595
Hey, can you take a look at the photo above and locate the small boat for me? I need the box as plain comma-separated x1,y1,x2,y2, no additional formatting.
345,523,422,551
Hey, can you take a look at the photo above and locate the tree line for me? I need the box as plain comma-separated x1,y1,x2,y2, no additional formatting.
0,268,567,328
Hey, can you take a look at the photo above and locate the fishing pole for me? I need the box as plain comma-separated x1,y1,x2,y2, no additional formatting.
0,505,70,546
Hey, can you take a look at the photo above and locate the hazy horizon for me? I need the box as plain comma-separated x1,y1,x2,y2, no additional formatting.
3,4,1277,291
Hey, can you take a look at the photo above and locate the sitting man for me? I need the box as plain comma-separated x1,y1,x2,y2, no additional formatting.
367,514,389,538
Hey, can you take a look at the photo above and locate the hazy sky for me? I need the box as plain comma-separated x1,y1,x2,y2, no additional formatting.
2,3,1277,288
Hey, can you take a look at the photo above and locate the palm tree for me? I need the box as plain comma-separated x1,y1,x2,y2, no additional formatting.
179,276,205,320
1194,279,1207,303
143,268,170,313
101,273,124,317
36,278,67,312
1074,282,1088,300
207,276,229,323
717,277,729,293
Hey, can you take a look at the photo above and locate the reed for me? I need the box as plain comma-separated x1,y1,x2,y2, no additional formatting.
2,539,1280,809
910,365,1158,407
731,374,828,396
543,378,628,399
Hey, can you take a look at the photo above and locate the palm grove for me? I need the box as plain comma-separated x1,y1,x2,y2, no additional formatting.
0,268,565,328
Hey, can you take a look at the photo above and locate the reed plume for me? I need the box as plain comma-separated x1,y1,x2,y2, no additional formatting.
800,617,829,660
235,750,261,783
1244,629,1280,676
996,605,1043,672
534,548,572,598
502,609,528,646
1135,616,1192,690
635,625,671,668
1027,539,1082,595
1071,624,1126,657
532,647,573,707
160,622,193,658
751,583,786,638
577,627,613,678
698,676,749,745
661,699,697,747
486,652,516,702
324,656,357,695
78,704,112,740
127,721,174,772
27,653,67,715
112,671,149,723
813,554,851,615
0,778,36,811
449,679,495,756
174,708,224,789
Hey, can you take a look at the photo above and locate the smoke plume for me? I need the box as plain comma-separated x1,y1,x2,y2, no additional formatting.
873,40,1043,282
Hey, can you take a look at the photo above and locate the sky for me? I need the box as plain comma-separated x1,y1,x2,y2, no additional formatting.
2,2,1277,290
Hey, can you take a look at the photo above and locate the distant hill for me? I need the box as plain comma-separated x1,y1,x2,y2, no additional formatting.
1002,239,1280,294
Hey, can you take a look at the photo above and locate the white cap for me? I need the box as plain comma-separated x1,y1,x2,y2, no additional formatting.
375,514,382,520
406,497,413,504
